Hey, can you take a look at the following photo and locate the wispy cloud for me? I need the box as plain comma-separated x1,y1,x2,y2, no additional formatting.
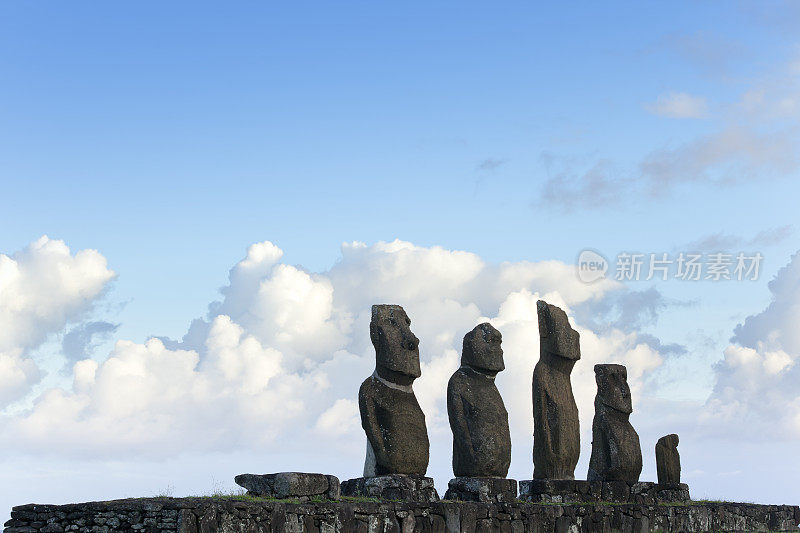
475,157,506,172
639,125,799,193
537,159,631,212
646,92,709,119
536,52,800,210
663,30,747,77
683,225,795,252
576,286,692,338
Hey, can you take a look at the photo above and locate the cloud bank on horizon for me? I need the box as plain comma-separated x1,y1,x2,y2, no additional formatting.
1,236,799,480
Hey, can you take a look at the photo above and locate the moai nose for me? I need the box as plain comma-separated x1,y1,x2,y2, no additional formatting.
401,332,419,351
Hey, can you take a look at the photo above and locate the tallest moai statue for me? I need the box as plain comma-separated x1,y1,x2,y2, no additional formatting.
532,300,581,479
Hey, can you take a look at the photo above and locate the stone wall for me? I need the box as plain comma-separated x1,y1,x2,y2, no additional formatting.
5,497,800,533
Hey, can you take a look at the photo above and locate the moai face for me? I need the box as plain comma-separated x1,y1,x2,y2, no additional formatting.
594,364,633,414
537,300,581,360
370,304,421,385
461,322,504,374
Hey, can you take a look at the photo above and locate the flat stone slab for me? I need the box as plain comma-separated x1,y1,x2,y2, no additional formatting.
519,479,691,504
444,477,517,503
234,472,340,501
341,475,439,502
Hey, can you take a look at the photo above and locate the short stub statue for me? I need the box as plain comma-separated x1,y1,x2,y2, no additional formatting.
340,304,438,502
656,434,681,485
587,364,642,483
653,433,691,501
444,323,517,503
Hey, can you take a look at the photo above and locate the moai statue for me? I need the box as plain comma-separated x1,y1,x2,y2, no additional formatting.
656,434,681,485
358,304,429,476
532,300,581,480
588,364,642,482
447,323,511,477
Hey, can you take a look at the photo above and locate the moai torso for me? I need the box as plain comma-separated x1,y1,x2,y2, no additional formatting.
588,364,642,483
655,434,681,485
532,301,581,480
359,375,429,475
447,323,511,477
359,304,430,476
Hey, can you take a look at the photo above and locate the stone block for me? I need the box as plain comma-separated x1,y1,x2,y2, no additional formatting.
654,483,691,503
518,480,690,504
444,477,517,503
234,472,341,501
340,475,439,502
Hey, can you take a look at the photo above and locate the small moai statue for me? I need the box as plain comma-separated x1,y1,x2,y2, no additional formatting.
358,304,430,476
655,434,681,485
447,323,511,477
588,364,642,482
532,300,581,480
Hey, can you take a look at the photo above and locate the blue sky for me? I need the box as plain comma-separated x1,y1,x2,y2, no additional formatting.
2,0,800,518
3,1,798,340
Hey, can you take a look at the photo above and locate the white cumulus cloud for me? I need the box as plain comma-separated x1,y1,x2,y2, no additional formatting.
0,236,115,405
701,251,800,439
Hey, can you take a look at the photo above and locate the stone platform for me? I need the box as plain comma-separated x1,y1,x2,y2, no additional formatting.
5,497,800,533
520,479,691,504
234,472,341,501
340,474,439,502
444,477,517,503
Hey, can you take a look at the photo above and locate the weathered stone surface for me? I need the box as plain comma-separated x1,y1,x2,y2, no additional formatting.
519,478,600,503
359,304,429,476
447,323,511,478
519,479,690,504
532,300,581,480
444,477,517,503
588,364,643,482
656,433,681,485
340,475,439,502
653,482,691,503
5,497,799,533
233,472,340,500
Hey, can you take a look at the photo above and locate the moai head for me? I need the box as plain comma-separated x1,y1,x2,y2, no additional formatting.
461,322,504,375
594,364,633,414
370,304,421,386
537,300,580,361
658,434,679,449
